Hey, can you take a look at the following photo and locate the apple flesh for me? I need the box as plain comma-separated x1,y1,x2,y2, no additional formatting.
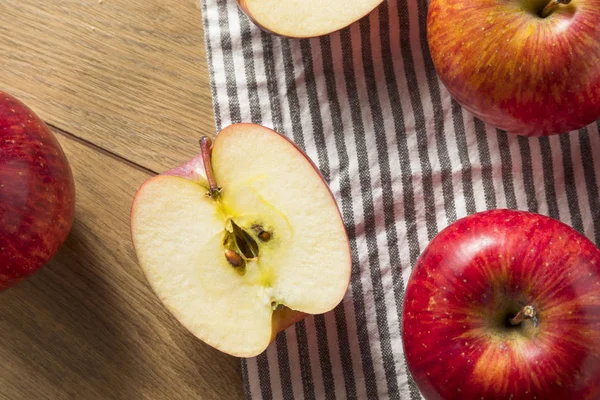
402,210,600,399
237,0,383,38
0,91,75,289
131,123,351,357
428,0,600,136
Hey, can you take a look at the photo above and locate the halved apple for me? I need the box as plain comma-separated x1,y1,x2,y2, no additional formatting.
131,123,351,357
237,0,383,38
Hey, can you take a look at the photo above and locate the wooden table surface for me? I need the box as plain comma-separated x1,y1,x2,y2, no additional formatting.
0,1,244,398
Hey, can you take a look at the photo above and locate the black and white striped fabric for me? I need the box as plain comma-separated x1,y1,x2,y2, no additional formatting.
200,0,600,398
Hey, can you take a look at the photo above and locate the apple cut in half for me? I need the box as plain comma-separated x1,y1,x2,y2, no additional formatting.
238,0,383,38
131,123,351,357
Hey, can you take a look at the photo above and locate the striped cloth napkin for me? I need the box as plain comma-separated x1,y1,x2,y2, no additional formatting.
200,0,600,398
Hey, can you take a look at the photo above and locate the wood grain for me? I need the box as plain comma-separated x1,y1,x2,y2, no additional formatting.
0,131,244,399
0,0,215,173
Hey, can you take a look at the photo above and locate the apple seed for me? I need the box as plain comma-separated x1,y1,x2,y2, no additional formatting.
252,224,272,242
225,249,244,267
258,230,271,242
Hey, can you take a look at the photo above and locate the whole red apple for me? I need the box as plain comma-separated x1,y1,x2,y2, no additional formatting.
428,0,600,136
402,209,600,399
0,92,75,289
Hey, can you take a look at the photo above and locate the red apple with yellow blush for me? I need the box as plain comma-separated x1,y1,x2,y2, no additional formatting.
428,0,600,136
402,210,600,399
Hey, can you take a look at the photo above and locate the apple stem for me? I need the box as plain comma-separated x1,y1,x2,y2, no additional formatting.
199,136,222,198
510,305,539,327
540,0,571,18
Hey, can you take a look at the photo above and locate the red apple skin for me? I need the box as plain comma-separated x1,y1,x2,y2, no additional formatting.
402,210,600,399
162,152,207,183
0,92,75,289
428,0,600,136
